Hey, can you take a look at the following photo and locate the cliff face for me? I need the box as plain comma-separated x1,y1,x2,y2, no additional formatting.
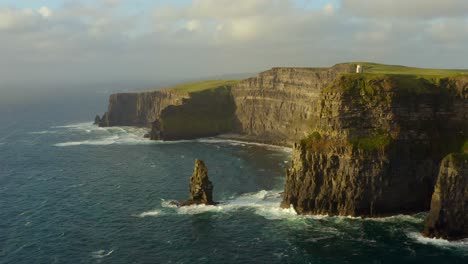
423,153,467,240
152,86,236,140
231,64,355,145
281,75,468,216
99,90,185,127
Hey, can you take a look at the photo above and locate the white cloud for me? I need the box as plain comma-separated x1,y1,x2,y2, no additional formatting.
342,0,468,18
37,6,53,18
0,0,467,88
185,19,201,32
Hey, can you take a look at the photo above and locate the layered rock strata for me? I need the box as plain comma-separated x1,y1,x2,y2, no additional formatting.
98,90,185,127
172,159,216,206
230,64,355,145
281,75,467,217
423,153,467,240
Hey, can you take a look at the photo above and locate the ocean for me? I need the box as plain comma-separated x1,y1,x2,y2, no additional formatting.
0,100,467,264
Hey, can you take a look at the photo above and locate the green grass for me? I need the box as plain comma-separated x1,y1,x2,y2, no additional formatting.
462,140,468,154
349,62,468,76
167,80,239,94
349,133,392,151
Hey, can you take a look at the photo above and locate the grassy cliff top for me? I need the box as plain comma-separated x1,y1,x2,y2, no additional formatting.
349,62,468,76
166,80,239,94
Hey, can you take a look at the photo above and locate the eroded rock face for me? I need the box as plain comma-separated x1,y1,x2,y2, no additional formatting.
231,64,355,145
423,154,468,240
281,75,468,217
98,90,186,127
189,160,214,205
173,159,215,206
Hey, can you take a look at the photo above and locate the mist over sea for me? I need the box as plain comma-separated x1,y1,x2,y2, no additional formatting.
1,91,467,263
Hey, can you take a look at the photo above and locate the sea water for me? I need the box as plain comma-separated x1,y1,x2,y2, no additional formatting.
1,108,467,264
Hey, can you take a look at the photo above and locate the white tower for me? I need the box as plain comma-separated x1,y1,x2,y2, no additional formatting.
356,65,363,73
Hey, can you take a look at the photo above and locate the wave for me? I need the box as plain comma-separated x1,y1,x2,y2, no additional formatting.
407,232,468,250
135,210,162,218
196,138,292,153
160,190,297,220
91,249,114,259
53,122,153,147
29,130,57,134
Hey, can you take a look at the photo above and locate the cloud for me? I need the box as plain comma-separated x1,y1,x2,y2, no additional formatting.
342,0,468,19
37,6,53,18
0,0,467,91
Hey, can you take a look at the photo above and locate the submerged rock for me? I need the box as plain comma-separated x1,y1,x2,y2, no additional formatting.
423,153,467,240
172,159,216,206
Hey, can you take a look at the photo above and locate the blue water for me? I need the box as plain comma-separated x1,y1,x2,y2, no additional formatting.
1,106,467,263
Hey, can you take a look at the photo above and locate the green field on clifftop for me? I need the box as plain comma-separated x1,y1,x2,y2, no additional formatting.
167,80,239,94
351,62,468,76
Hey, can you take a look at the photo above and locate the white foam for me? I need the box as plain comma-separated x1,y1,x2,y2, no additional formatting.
161,190,298,220
137,210,162,217
53,122,153,147
407,232,468,249
52,122,96,129
197,138,292,153
91,249,114,259
364,214,425,224
29,130,57,134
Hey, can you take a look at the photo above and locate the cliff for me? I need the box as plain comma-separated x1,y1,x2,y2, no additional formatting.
281,74,467,216
96,63,467,222
98,90,185,127
423,153,467,240
151,86,236,140
230,64,355,145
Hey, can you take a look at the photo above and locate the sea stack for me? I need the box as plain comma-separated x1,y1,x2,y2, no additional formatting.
173,159,216,206
423,153,467,240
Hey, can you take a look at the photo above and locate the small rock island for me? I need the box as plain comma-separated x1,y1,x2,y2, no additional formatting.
172,159,216,206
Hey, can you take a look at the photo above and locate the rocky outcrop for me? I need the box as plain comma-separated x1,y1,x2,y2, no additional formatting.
281,75,468,217
172,159,216,206
98,90,186,127
153,86,236,140
97,86,236,140
423,153,467,240
94,115,101,125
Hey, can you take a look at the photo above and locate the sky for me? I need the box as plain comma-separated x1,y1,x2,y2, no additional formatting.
0,0,467,91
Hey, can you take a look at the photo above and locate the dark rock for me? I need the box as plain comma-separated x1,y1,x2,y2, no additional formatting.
281,75,467,217
98,112,108,127
423,153,468,240
171,159,216,206
149,120,163,140
94,115,101,125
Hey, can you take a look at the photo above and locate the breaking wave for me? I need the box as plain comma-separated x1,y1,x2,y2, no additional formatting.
91,249,114,259
52,122,153,147
135,210,162,218
196,138,292,153
160,190,297,220
407,232,468,250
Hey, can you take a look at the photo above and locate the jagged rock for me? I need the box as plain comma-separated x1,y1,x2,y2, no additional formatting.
149,120,163,140
423,154,468,240
281,75,467,217
98,112,108,127
94,115,101,125
172,160,216,206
